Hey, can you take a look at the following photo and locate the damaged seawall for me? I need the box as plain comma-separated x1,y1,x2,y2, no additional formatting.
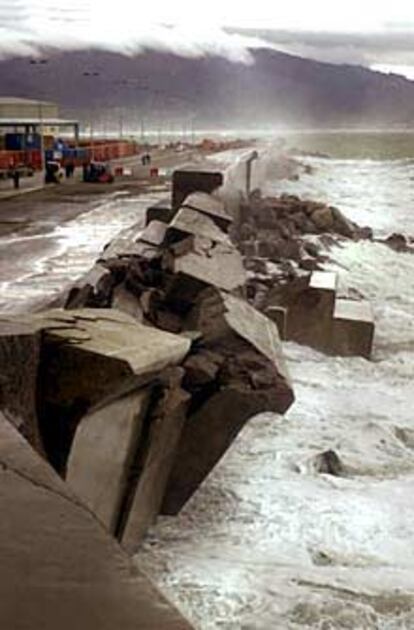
0,153,294,628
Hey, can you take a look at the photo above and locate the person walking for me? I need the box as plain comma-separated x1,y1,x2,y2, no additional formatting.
12,169,20,189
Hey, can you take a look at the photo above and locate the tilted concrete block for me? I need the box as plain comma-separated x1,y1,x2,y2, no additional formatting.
65,263,114,309
271,270,337,352
162,288,294,514
181,192,233,233
66,388,151,534
331,298,374,359
172,169,223,210
145,197,174,226
167,236,247,293
121,370,190,551
168,205,231,245
0,413,193,630
139,219,168,247
27,308,190,473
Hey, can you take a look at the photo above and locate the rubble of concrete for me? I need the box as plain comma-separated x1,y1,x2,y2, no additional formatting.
0,169,294,556
0,307,193,552
162,288,294,513
0,411,192,630
67,184,292,525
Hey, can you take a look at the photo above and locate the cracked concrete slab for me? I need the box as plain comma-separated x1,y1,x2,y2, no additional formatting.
66,388,151,534
168,206,231,245
0,413,192,630
181,192,232,232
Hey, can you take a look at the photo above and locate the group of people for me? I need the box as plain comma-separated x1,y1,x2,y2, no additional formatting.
7,152,153,191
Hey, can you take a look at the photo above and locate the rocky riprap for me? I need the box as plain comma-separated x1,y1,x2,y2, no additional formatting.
232,191,373,311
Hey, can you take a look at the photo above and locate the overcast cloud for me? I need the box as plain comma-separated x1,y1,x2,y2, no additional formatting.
226,28,414,78
0,0,414,78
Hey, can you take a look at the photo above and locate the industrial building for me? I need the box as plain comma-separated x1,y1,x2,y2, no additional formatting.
0,96,79,140
0,96,79,172
0,96,59,120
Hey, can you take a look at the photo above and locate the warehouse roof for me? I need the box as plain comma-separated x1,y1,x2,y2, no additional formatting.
0,118,78,127
0,97,57,107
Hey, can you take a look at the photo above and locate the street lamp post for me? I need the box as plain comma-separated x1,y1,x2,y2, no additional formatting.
28,59,48,175
38,100,45,172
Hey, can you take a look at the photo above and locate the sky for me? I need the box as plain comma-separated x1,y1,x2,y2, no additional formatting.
1,0,414,78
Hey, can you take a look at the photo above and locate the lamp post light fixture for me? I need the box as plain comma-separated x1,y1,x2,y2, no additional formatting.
28,58,49,173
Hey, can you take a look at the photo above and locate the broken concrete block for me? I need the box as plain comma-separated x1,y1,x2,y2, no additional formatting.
100,223,162,262
172,169,223,210
37,308,191,393
101,237,161,262
295,271,337,350
269,270,337,351
121,369,190,551
331,298,374,359
183,351,223,386
66,388,151,533
168,236,246,293
0,319,42,452
145,197,174,226
139,220,168,247
162,289,294,513
65,263,114,309
0,412,193,630
31,308,191,473
168,205,231,245
310,270,337,293
181,192,232,232
111,284,144,321
265,306,287,340
162,386,278,514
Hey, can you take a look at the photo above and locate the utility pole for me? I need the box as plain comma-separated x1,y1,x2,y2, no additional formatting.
90,111,94,161
140,117,145,144
38,101,45,172
28,59,48,174
119,107,124,139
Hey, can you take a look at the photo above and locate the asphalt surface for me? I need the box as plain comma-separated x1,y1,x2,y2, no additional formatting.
0,149,198,313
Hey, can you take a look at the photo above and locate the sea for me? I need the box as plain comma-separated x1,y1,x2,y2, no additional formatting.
133,132,414,629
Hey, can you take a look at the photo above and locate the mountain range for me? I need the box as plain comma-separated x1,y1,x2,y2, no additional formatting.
0,47,413,130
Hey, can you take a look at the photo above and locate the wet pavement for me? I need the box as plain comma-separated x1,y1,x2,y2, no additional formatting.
0,184,166,313
0,148,204,313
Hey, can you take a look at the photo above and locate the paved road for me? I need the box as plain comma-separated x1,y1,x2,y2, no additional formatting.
0,149,200,314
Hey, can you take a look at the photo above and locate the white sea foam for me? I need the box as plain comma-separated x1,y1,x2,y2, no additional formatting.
135,154,414,628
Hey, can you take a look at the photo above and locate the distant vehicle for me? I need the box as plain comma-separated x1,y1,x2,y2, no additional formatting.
45,161,64,184
83,161,114,184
